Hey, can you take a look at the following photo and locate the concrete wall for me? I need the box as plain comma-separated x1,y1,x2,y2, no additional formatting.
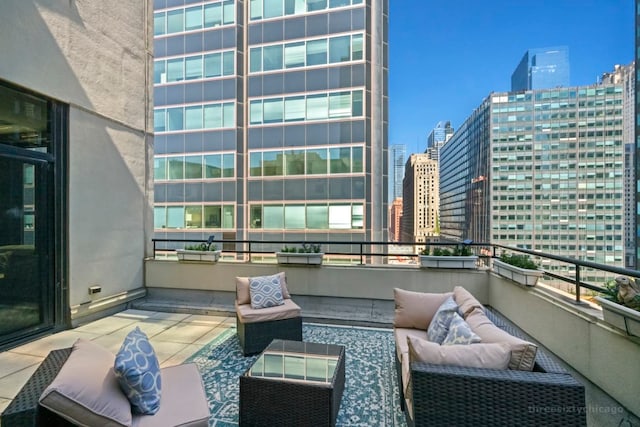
0,2,154,319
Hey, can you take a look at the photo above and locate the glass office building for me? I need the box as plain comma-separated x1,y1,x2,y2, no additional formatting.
441,83,625,279
389,144,405,201
511,46,570,92
153,0,388,253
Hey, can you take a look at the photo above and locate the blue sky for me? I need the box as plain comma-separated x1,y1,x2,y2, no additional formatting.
389,0,635,155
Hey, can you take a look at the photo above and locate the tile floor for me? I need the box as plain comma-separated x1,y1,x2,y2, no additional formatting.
0,309,235,414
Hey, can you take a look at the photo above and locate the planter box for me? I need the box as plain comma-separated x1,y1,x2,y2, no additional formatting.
595,296,640,338
419,255,478,269
492,259,543,287
276,252,324,265
176,249,221,262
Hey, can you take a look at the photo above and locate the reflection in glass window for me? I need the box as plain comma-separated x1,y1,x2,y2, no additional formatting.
223,103,235,128
185,205,202,228
223,153,235,177
329,36,350,63
250,0,263,20
263,45,283,71
155,158,167,180
154,12,165,36
352,34,363,60
352,90,363,116
185,106,203,130
167,206,185,228
285,0,306,15
154,207,166,228
204,53,222,78
223,0,235,25
204,104,223,129
285,205,306,229
184,155,203,179
250,100,263,125
250,152,262,176
223,51,235,75
204,3,222,27
185,56,203,80
250,205,262,228
204,154,222,178
168,157,184,179
167,9,184,33
330,147,350,173
307,205,328,229
185,6,203,31
167,107,184,131
250,48,262,73
306,39,327,66
154,61,166,84
264,98,284,123
352,146,363,173
264,0,283,18
352,205,364,228
167,58,184,82
264,205,284,229
154,110,166,132
285,150,305,175
307,0,327,12
263,151,283,176
306,149,328,174
204,205,221,227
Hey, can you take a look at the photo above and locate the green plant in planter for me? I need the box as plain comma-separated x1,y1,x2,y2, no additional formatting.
185,242,218,251
499,253,538,270
420,246,472,256
281,243,322,253
601,276,640,312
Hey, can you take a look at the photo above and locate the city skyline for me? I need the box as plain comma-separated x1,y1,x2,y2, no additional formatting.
389,0,634,155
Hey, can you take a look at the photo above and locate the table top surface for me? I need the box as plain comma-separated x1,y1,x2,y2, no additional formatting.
244,339,345,385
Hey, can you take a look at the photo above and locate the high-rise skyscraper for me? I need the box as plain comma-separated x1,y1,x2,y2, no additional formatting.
389,144,406,201
401,154,439,248
152,1,389,253
511,46,570,91
425,120,453,160
440,80,625,282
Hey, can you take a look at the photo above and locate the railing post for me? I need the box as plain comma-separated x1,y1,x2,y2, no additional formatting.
248,241,252,263
360,243,364,265
575,265,581,304
153,240,156,259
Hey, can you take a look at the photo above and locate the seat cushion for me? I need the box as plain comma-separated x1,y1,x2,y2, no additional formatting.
132,364,209,427
236,298,301,323
465,307,538,371
114,327,162,415
39,338,132,427
453,286,484,317
394,327,428,362
236,272,290,305
408,335,511,370
393,288,452,330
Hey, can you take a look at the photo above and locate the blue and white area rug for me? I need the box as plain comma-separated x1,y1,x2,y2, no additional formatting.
186,323,407,426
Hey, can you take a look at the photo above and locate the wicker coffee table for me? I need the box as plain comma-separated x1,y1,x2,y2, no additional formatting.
239,339,346,427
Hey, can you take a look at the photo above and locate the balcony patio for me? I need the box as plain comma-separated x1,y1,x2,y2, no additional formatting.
1,249,639,426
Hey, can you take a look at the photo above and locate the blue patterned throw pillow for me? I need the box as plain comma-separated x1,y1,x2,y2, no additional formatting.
442,312,482,345
114,327,162,415
249,273,285,309
427,296,458,344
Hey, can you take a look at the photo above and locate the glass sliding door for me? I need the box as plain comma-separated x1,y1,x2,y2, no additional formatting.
0,157,53,339
0,81,66,348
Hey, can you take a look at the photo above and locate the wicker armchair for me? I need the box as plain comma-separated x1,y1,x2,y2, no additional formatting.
235,274,302,356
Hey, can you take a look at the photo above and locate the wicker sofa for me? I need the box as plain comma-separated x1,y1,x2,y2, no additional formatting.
393,287,586,427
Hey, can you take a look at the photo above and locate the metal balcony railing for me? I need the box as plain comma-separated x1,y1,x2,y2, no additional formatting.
151,237,640,305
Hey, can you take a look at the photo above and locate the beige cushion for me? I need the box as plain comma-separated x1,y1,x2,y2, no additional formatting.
465,307,538,371
39,338,132,427
394,327,427,362
132,363,209,427
236,272,290,305
453,286,484,318
236,298,301,323
393,288,452,329
407,335,511,370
